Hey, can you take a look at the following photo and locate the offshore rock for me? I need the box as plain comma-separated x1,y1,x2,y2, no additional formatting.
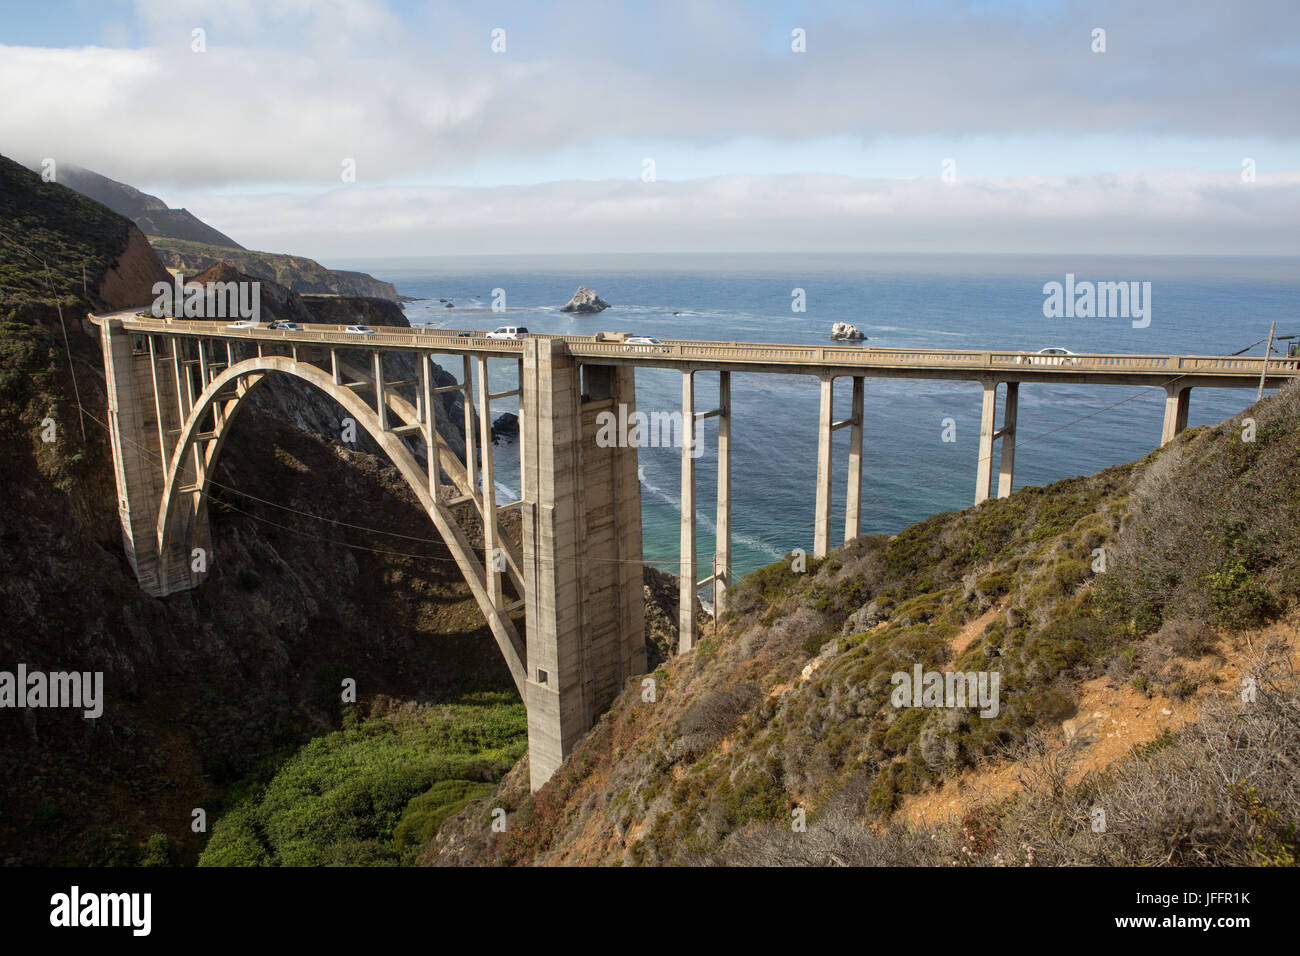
560,286,611,314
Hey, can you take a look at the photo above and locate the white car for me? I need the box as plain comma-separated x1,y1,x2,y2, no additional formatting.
487,326,529,339
624,336,670,353
345,325,375,334
1017,347,1077,366
226,319,257,329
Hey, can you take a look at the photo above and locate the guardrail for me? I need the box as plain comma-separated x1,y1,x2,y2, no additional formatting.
107,314,1300,379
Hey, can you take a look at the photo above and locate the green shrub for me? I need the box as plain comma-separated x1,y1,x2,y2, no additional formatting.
392,779,493,862
199,693,525,866
1207,556,1277,628
137,833,173,867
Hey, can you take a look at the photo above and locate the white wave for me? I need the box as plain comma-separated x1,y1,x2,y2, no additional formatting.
477,474,519,502
637,467,783,560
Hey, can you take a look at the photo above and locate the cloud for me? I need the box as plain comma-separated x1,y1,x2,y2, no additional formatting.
182,169,1300,258
1,0,1298,190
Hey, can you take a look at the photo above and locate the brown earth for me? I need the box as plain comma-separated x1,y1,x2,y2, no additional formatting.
89,223,171,311
899,612,1300,827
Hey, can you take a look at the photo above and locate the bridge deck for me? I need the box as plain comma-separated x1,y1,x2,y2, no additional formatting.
94,312,1300,389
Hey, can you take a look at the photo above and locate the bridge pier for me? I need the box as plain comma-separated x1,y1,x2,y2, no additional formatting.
679,370,733,648
844,376,864,544
813,375,865,558
997,381,1018,499
814,376,834,557
1161,383,1191,445
476,355,502,609
975,380,1019,504
714,370,731,619
680,370,697,651
521,339,645,790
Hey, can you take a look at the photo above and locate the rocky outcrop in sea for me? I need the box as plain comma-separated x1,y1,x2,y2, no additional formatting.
831,322,866,341
560,286,611,314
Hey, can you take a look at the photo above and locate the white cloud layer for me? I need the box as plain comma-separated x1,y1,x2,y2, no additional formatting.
4,0,1299,188
183,170,1300,258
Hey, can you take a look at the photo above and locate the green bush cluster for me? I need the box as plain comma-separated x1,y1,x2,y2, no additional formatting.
198,693,525,866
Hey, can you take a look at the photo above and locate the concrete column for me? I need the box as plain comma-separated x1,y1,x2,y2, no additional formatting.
845,376,864,543
520,339,644,791
463,355,477,495
419,354,439,499
331,348,342,385
185,363,196,419
714,370,731,619
171,338,191,423
414,359,425,424
518,358,526,497
147,336,170,473
1161,384,1191,446
814,375,834,558
197,338,208,389
975,380,997,504
997,381,1018,499
373,351,388,431
477,355,501,608
679,369,698,653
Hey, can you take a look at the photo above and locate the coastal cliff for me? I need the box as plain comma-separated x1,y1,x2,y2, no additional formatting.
152,237,400,301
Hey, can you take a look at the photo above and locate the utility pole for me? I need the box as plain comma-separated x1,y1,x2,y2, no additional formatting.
1257,321,1276,401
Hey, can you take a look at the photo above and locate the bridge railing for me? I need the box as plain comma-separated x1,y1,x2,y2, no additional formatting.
109,315,1300,378
118,316,530,353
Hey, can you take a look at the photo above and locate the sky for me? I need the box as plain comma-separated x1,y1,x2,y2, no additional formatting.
2,0,1298,259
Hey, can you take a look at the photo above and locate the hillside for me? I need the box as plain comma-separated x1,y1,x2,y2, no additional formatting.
16,157,400,302
427,383,1300,867
301,293,408,327
0,155,169,312
43,163,245,249
153,237,400,301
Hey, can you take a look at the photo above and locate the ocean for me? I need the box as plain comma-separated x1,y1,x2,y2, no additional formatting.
334,253,1299,588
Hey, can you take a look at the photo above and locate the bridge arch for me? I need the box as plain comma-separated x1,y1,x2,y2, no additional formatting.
155,354,526,694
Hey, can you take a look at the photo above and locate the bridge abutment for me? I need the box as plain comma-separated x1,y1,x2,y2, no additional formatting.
101,319,200,596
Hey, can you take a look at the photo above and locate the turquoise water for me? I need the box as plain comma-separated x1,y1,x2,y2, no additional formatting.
337,253,1299,583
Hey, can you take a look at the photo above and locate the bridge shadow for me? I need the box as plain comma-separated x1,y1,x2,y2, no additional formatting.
204,411,523,717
